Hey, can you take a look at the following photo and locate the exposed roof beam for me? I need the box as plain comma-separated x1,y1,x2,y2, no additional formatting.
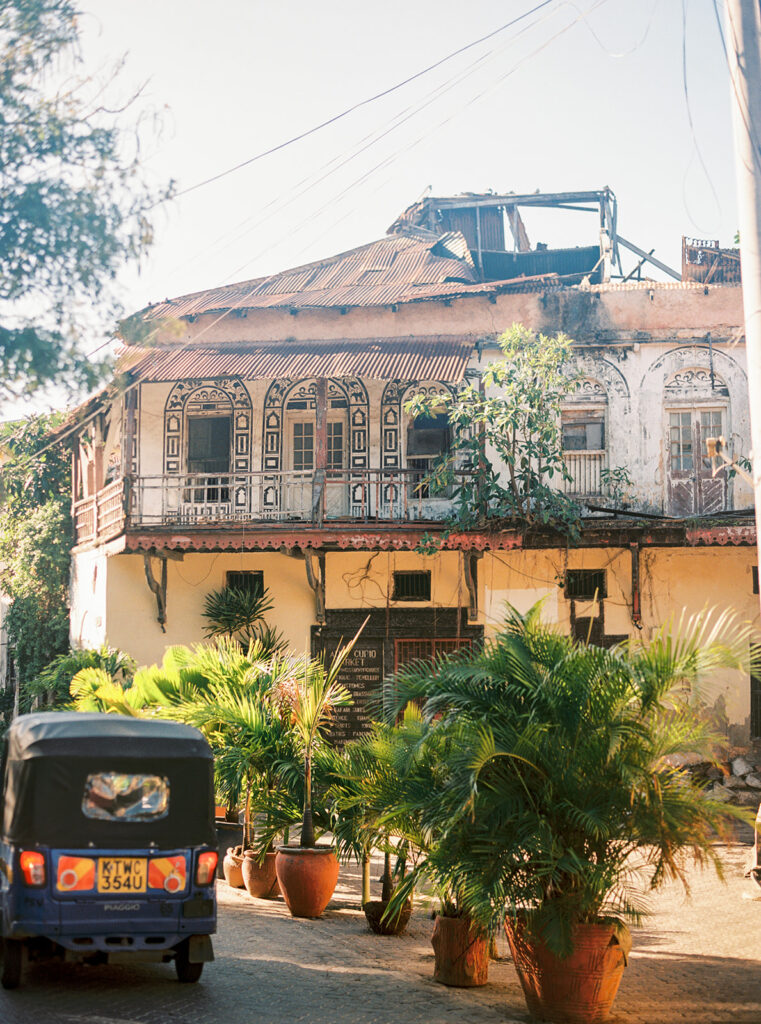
430,190,611,210
616,236,681,281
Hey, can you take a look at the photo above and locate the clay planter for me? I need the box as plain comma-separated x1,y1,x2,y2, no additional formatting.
431,914,489,987
222,847,245,888
275,845,339,918
505,919,629,1024
242,850,281,899
363,899,412,936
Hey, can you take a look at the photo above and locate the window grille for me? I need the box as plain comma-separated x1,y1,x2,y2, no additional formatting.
226,570,264,597
564,569,607,600
394,637,472,671
392,571,431,601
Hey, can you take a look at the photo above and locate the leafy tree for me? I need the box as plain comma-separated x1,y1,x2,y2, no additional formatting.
0,0,166,402
0,415,72,696
405,324,581,540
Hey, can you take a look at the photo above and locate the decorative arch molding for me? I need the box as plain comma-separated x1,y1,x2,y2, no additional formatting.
163,377,251,475
261,376,370,473
565,377,609,403
664,366,729,399
381,380,457,469
573,355,630,400
641,344,747,395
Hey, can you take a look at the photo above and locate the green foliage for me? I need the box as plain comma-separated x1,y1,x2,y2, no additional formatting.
600,465,634,505
24,644,135,712
67,636,352,854
404,324,581,543
0,0,168,401
0,414,72,692
202,585,286,654
383,604,756,951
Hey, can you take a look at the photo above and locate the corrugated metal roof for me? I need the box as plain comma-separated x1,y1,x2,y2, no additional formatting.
124,335,478,383
140,232,484,320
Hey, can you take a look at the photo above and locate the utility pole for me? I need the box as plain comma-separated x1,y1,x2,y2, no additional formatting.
725,0,761,619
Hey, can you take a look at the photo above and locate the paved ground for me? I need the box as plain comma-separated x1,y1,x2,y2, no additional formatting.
1,838,760,1024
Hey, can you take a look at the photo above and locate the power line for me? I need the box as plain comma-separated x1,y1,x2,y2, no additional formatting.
167,0,558,203
22,0,608,465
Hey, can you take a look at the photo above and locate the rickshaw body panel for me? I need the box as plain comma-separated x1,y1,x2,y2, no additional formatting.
0,713,217,973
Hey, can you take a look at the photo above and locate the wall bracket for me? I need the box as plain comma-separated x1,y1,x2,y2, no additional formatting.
305,549,326,625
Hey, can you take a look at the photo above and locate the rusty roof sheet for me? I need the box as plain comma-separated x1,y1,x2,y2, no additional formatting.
140,231,483,320
123,335,478,384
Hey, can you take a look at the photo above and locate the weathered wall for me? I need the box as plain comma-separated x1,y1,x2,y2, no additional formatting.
103,550,316,667
150,281,744,346
70,546,109,649
94,545,760,740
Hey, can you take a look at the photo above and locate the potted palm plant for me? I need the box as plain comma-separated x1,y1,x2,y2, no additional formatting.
272,639,356,919
331,716,425,936
386,605,757,1021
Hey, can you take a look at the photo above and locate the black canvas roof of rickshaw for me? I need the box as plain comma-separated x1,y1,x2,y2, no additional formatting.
6,712,213,762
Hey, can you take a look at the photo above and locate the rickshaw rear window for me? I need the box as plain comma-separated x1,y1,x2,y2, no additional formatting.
82,773,170,822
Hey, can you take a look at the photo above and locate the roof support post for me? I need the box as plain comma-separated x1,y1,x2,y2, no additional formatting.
630,541,642,627
463,551,481,622
305,548,326,625
143,551,168,633
313,377,328,527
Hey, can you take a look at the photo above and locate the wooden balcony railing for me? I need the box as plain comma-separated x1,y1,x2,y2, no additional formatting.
129,469,460,528
73,479,127,546
73,460,613,547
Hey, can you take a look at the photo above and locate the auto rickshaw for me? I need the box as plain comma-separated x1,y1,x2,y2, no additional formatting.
0,712,218,989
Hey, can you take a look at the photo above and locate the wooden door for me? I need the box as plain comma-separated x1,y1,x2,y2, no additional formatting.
667,409,727,516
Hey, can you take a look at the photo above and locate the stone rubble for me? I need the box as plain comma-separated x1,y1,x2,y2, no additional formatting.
671,749,761,809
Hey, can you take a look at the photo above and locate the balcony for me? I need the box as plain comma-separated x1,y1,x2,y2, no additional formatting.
558,452,609,498
73,469,462,546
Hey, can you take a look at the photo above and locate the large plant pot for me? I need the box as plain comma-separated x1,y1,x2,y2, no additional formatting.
431,914,489,987
222,847,245,888
215,821,243,879
363,899,412,936
505,919,629,1024
275,845,339,918
242,850,281,899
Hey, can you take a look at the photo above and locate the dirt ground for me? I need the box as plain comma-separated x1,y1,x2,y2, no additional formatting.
0,838,759,1023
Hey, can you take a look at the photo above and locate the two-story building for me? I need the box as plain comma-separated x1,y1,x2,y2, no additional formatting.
62,190,760,744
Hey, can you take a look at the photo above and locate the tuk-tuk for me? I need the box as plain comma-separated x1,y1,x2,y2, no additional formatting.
0,712,218,989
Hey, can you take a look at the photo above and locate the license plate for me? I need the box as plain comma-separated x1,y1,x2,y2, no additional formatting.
97,857,147,894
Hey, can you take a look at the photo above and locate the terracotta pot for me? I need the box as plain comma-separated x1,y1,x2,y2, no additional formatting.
242,850,281,899
275,845,339,918
431,914,489,987
222,847,245,888
504,919,629,1024
363,899,412,936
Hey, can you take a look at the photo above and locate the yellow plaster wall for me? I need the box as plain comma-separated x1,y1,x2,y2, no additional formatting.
104,551,316,668
325,550,467,609
100,544,759,739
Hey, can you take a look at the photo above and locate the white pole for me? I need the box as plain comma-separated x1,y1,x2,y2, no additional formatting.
725,0,761,619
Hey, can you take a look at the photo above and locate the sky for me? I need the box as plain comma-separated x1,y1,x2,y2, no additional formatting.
17,0,743,414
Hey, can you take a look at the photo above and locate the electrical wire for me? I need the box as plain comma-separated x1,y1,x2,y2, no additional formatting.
680,0,722,230
19,0,610,465
167,0,558,203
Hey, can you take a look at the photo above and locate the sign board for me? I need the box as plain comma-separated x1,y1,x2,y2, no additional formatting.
321,639,384,745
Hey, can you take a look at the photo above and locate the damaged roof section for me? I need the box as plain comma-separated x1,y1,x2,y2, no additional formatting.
135,188,690,327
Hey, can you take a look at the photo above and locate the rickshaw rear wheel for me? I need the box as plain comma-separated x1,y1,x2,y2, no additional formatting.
174,942,203,983
1,938,23,989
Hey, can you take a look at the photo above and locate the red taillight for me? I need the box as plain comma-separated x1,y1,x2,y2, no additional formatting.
19,850,46,888
195,851,217,886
